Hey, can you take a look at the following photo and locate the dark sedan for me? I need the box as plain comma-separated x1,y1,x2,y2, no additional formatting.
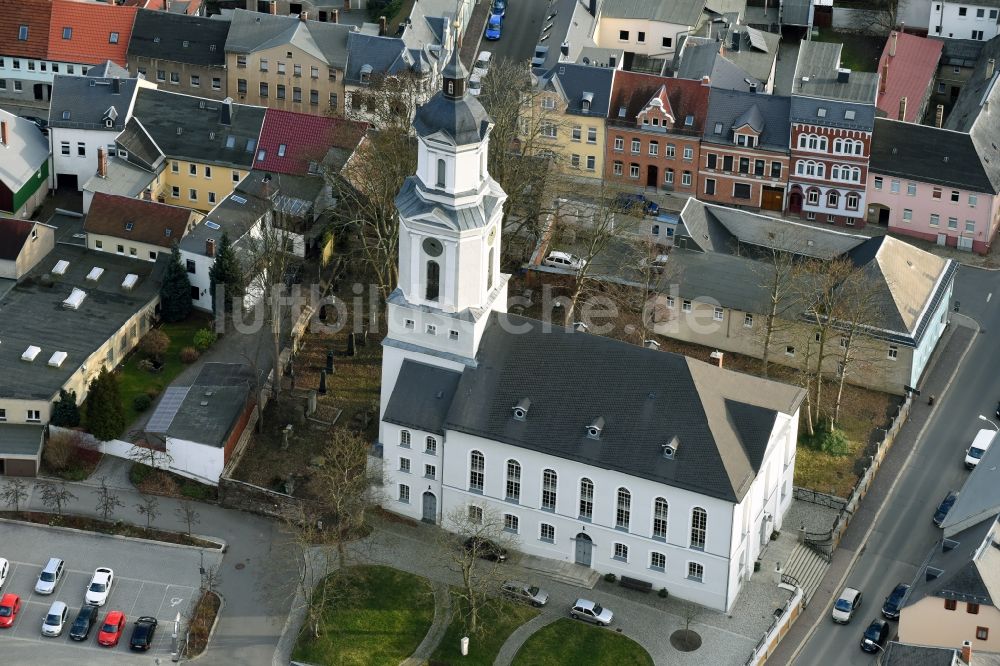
463,536,508,562
881,583,909,620
860,618,890,652
933,490,959,527
68,604,99,641
129,616,158,651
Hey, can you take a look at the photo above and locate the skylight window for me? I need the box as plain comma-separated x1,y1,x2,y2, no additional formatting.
278,144,287,157
817,107,827,118
48,351,67,367
714,122,723,134
225,135,236,149
62,111,70,120
844,109,856,120
125,222,134,231
257,150,266,161
18,25,28,41
62,27,72,40
684,115,694,126
86,266,104,281
231,195,248,205
63,288,87,309
109,31,119,44
246,139,256,153
21,345,41,362
205,221,222,229
617,106,626,118
52,260,69,275
122,273,139,290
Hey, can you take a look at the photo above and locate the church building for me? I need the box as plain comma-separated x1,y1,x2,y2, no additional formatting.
376,47,806,612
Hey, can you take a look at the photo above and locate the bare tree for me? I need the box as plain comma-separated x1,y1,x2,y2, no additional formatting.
1,479,29,513
128,441,173,474
752,247,800,378
854,0,907,35
95,479,124,521
136,495,161,530
175,502,201,537
439,504,516,636
39,482,76,517
829,269,887,425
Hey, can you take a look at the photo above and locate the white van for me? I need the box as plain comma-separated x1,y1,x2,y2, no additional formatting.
965,428,995,469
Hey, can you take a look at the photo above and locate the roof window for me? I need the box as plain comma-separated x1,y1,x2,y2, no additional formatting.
512,398,531,421
817,107,827,118
661,436,680,460
586,417,605,440
122,274,139,290
48,351,67,367
21,345,41,362
86,266,104,282
52,260,69,275
62,27,72,40
63,288,87,309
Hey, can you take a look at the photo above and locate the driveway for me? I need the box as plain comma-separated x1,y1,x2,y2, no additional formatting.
0,520,216,664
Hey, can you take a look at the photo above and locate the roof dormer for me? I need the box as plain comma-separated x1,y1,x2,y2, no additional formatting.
636,85,674,132
512,398,531,421
586,416,605,440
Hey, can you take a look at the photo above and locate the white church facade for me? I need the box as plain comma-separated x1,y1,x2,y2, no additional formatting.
376,49,805,613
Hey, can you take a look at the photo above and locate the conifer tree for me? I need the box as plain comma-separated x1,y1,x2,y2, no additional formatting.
160,245,193,323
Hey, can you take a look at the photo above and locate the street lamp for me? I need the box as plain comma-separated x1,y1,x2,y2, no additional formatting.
978,414,999,431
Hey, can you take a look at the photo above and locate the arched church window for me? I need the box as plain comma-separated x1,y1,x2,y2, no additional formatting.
426,260,440,301
487,247,494,290
436,159,446,187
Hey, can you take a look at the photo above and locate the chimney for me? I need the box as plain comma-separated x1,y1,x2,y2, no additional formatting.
0,120,7,146
379,15,387,35
97,147,108,178
560,40,570,57
749,82,758,94
880,61,888,94
331,8,339,22
588,0,595,15
889,31,897,57
730,29,740,52
961,640,972,664
987,58,996,80
837,68,851,83
268,0,277,14
300,10,308,21
898,96,907,121
710,350,723,367
701,75,711,86
206,237,216,257
935,104,944,128
111,77,121,94
220,97,233,125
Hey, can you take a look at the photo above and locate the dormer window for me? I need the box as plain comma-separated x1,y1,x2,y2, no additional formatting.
360,64,372,84
714,122,723,134
684,115,694,126
617,106,626,118
512,398,531,421
652,117,659,126
586,417,605,440
661,436,680,460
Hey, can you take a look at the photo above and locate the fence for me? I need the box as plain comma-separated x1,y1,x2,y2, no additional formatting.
216,476,310,522
744,584,805,665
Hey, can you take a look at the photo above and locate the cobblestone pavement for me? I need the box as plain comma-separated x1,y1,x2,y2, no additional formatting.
785,496,841,536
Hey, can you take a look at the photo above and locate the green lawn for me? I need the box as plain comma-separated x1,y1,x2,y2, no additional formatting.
117,315,213,428
512,618,653,666
813,29,883,73
292,565,435,666
431,593,539,665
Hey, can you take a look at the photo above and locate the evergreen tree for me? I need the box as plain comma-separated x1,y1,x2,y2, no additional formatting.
86,367,126,442
160,245,193,323
50,389,81,428
209,233,245,315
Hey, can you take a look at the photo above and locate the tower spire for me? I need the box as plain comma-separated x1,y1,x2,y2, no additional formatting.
442,20,468,100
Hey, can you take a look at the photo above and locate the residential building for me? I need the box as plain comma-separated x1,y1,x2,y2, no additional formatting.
142,363,258,484
0,245,165,475
256,108,366,176
379,50,806,613
532,63,614,180
0,0,54,103
876,31,943,124
699,89,791,211
594,0,712,61
787,40,878,226
0,218,55,280
224,9,352,116
931,38,987,114
529,0,601,72
778,0,815,31
868,118,1000,254
677,26,780,94
48,72,152,191
127,10,232,100
0,111,49,218
880,641,998,666
604,72,709,196
47,0,138,69
84,193,201,261
930,1,1000,41
584,198,955,396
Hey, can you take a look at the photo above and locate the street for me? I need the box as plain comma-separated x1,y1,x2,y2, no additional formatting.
793,264,1000,664
482,0,548,64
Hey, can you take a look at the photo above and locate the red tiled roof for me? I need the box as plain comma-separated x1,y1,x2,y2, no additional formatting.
0,218,36,260
877,31,943,123
257,109,367,176
47,0,138,67
608,71,710,135
0,0,53,60
83,193,195,249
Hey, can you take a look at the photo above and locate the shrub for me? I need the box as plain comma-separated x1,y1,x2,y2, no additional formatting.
180,347,200,364
802,421,851,457
133,394,152,412
43,431,77,471
658,588,668,598
604,573,617,583
140,329,170,362
193,328,217,352
130,463,154,485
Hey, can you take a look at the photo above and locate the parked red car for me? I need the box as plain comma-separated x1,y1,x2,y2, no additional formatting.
0,594,20,628
97,610,126,646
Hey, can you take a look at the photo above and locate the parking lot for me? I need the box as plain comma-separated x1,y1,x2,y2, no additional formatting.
0,521,222,664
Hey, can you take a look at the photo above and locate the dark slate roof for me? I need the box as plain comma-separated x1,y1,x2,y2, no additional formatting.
601,0,705,25
413,83,492,146
0,219,37,260
540,63,615,117
870,118,995,194
0,424,44,457
780,0,811,26
383,360,461,435
937,37,984,69
86,60,131,78
792,40,879,104
159,363,256,447
941,436,1000,537
394,176,505,231
48,75,140,130
127,9,230,67
115,117,165,172
905,515,998,609
0,245,166,401
344,32,416,85
132,89,266,169
442,312,805,503
224,9,352,68
878,643,957,666
789,95,875,131
703,89,791,151
943,37,1000,193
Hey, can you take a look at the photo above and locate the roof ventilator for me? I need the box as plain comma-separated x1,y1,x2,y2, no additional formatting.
661,436,680,460
512,398,531,421
586,417,604,440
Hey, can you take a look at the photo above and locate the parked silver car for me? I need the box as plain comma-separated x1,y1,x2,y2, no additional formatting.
41,601,68,637
501,580,549,607
570,598,613,626
34,558,65,595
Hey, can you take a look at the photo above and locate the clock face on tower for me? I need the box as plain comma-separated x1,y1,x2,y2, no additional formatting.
423,237,443,257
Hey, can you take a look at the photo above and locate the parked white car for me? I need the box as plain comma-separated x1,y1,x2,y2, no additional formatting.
965,428,995,469
41,601,68,637
34,558,64,595
832,587,862,624
473,50,492,77
543,251,586,272
469,73,483,97
0,558,8,589
86,567,114,606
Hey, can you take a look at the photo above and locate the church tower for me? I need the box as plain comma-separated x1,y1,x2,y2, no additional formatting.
379,38,509,414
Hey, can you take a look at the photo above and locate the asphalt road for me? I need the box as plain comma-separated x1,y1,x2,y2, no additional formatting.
793,265,1000,664
484,0,549,64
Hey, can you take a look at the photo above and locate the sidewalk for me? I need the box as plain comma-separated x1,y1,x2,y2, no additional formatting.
765,321,977,664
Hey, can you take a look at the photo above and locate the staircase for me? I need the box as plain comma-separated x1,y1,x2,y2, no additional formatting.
782,543,830,605
518,555,601,589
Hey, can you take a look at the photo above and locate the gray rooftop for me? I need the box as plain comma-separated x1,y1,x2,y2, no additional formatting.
703,89,791,151
723,26,780,84
382,360,461,435
870,118,995,194
539,63,615,117
677,40,764,93
937,37,985,68
225,9,353,69
789,95,876,131
180,187,268,257
159,363,255,447
48,74,141,131
82,155,159,200
577,47,623,68
906,515,1000,609
128,9,230,67
132,89,266,169
0,424,44,457
116,117,166,173
601,0,705,26
0,244,165,402
412,80,492,146
344,32,416,85
440,312,804,503
0,110,49,192
792,40,879,104
878,642,957,666
780,0,812,26
395,176,504,232
532,0,598,72
942,37,1000,194
941,433,1000,537
86,60,131,79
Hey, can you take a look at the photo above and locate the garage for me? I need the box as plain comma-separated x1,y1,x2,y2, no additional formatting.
0,424,44,476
